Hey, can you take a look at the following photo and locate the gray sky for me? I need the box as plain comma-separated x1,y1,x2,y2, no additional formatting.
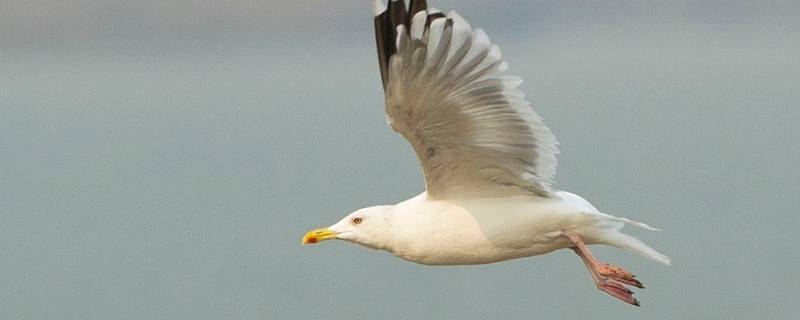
2,1,799,319
2,0,798,43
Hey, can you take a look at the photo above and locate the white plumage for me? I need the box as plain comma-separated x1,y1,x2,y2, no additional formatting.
304,0,669,306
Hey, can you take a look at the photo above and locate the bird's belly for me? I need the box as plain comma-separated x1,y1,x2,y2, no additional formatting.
394,236,571,266
391,216,575,265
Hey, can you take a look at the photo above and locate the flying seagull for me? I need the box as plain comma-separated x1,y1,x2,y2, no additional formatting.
303,0,670,306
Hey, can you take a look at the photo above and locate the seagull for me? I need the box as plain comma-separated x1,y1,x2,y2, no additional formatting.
303,0,670,306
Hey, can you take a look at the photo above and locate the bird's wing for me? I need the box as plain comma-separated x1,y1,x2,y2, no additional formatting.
373,0,559,199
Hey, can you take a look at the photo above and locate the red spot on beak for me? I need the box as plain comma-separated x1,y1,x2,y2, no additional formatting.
307,237,318,244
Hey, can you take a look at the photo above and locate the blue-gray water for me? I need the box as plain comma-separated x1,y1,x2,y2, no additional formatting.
2,1,799,319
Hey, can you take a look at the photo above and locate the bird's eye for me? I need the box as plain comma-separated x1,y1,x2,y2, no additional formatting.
352,217,363,225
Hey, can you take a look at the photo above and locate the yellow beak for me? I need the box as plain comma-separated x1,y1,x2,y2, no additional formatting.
302,228,337,245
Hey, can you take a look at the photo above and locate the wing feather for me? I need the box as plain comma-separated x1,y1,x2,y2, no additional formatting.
374,0,559,199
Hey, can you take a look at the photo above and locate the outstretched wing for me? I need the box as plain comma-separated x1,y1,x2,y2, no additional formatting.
374,0,559,199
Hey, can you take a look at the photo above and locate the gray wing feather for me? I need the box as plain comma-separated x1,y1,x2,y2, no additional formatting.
375,1,559,199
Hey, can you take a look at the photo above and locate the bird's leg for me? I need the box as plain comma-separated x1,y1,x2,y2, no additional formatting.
563,231,643,306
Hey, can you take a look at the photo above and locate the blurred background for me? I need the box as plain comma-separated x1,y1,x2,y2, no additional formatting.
2,0,799,319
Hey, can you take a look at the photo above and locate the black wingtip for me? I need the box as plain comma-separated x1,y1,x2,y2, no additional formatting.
375,0,443,91
375,1,412,90
389,0,408,29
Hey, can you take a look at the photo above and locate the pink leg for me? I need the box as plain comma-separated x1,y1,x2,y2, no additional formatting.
564,231,644,306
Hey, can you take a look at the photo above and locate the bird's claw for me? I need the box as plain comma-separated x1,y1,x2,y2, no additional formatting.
598,263,645,289
598,279,640,306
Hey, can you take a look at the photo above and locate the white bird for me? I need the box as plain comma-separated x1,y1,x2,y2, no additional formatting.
303,0,670,306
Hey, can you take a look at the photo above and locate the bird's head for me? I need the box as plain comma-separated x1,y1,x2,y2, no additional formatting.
302,206,393,250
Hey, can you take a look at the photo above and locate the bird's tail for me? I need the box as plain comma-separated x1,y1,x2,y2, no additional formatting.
557,191,671,265
608,216,662,231
579,208,670,265
601,229,672,265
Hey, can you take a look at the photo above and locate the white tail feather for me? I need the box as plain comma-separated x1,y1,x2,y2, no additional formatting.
604,232,672,265
611,216,662,232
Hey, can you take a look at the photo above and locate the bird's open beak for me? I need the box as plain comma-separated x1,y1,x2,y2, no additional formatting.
302,228,337,245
